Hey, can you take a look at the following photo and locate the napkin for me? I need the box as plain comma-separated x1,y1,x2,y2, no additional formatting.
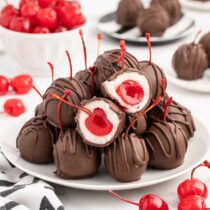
0,151,64,210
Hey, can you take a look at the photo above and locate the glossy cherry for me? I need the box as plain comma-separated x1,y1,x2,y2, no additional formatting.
33,26,50,33
38,0,62,8
19,0,38,8
10,74,33,94
109,190,169,210
1,99,26,117
0,75,9,95
177,160,210,200
10,17,31,33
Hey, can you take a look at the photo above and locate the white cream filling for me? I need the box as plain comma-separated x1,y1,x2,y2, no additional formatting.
78,100,120,145
103,72,151,113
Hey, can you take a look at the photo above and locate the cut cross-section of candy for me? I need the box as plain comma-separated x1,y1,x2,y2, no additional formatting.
101,68,152,114
76,97,125,148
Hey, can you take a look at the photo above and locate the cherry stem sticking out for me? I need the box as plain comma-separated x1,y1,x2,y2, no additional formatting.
146,33,152,65
65,50,73,80
47,62,54,82
163,97,173,121
193,30,202,45
191,160,210,180
127,96,162,133
116,40,126,69
32,84,43,99
50,93,91,115
79,29,88,71
161,78,165,97
109,190,139,206
89,66,95,97
97,33,102,56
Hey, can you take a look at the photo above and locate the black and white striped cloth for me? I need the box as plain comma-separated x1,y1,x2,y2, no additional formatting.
0,150,64,210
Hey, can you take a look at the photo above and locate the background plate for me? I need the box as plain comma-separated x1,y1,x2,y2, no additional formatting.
98,12,195,44
181,0,210,11
1,117,209,191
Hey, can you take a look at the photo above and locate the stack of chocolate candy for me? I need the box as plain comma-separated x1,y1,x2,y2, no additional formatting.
17,31,196,182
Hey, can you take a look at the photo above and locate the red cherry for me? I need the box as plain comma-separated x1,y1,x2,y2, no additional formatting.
1,5,18,16
10,17,31,33
0,75,9,95
85,108,113,136
19,0,38,8
10,74,33,94
178,195,206,210
55,26,67,33
38,0,62,8
33,26,50,33
116,80,144,106
2,99,26,117
36,7,58,31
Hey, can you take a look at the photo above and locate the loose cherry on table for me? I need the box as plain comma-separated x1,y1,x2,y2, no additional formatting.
0,75,10,95
109,190,169,210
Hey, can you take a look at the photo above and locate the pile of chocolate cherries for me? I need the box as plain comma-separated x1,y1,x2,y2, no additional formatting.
0,0,85,33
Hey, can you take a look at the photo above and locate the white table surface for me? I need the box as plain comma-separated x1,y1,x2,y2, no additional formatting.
1,0,210,209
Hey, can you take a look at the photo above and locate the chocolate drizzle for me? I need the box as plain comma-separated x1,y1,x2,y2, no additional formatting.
104,132,149,182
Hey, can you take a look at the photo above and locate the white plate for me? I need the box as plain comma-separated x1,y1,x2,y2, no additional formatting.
1,117,209,191
181,0,210,11
98,12,195,44
166,66,210,93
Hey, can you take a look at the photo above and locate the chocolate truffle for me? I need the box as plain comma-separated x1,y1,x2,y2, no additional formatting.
172,43,208,80
116,0,144,27
54,129,101,179
151,0,182,25
17,116,55,164
76,97,125,148
144,121,188,169
94,49,139,89
139,61,167,99
136,6,170,37
101,68,152,114
199,32,210,66
43,77,92,128
35,102,44,116
104,132,149,182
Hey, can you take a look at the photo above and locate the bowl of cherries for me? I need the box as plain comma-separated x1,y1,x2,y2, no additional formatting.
0,0,86,77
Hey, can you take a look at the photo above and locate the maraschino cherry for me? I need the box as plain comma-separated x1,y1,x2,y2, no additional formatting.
38,0,62,8
177,160,210,201
0,98,26,117
109,190,169,210
10,17,31,33
0,75,9,95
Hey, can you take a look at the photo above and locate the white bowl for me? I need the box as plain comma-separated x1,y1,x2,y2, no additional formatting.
0,26,82,77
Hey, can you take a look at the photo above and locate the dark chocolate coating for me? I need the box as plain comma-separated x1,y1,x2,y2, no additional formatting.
53,129,101,179
116,0,144,27
16,116,55,164
200,32,210,66
139,61,167,99
151,0,182,25
35,102,44,116
104,132,149,182
94,50,139,89
136,6,170,37
173,43,208,80
43,77,92,128
144,121,188,169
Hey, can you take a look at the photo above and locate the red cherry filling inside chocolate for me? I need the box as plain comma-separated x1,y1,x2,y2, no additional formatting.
85,108,113,136
116,80,144,106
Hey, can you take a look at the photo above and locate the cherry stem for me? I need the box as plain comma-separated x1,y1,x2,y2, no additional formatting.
32,84,43,99
47,62,54,82
79,29,88,71
116,40,126,69
161,78,165,97
50,93,91,115
89,66,95,97
127,96,162,133
108,190,139,206
193,30,202,44
163,97,173,121
97,33,102,56
191,160,210,179
65,50,73,80
146,33,152,65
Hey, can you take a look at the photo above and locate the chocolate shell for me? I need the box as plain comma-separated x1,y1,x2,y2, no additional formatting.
16,116,55,164
144,121,188,169
35,102,44,116
136,6,170,37
139,61,167,99
54,129,101,179
199,32,210,66
104,132,149,182
76,97,126,148
172,43,208,80
116,0,144,27
43,77,92,128
151,0,182,25
94,49,139,89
